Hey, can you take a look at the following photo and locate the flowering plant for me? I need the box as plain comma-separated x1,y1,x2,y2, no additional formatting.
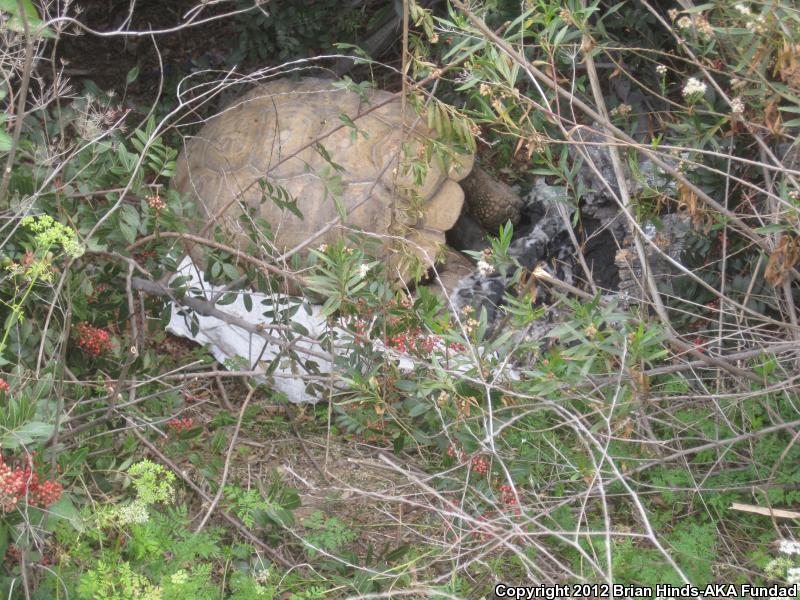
765,540,800,586
0,453,62,513
73,322,114,358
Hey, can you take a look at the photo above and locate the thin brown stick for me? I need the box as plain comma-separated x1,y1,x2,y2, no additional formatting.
195,386,256,532
127,275,332,363
125,232,305,285
729,503,800,520
628,418,800,476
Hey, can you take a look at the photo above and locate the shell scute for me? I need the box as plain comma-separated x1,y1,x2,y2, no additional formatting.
173,77,474,273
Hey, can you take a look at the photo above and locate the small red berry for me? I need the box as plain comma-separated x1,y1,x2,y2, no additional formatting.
147,194,166,212
74,323,113,358
471,456,489,474
167,417,194,434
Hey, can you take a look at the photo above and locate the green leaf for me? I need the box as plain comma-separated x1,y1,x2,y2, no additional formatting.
0,0,54,37
290,321,309,336
683,3,716,12
119,221,137,244
754,224,787,234
222,262,240,281
408,402,430,418
170,275,191,289
0,0,36,20
0,127,11,153
265,505,294,528
120,203,141,229
126,66,140,84
0,421,54,449
394,380,417,392
46,496,84,533
217,292,237,305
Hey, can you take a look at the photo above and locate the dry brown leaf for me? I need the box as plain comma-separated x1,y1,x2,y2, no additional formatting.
678,181,713,233
776,42,800,88
628,367,651,396
764,97,783,135
764,235,800,287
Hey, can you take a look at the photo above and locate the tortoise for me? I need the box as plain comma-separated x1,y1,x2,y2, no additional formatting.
173,77,521,279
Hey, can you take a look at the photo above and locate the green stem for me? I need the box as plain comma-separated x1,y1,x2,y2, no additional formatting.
0,273,39,356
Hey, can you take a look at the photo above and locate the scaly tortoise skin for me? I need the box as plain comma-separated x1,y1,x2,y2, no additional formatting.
460,164,523,232
173,77,481,277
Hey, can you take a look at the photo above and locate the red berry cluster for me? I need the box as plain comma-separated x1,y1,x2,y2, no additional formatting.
74,322,112,358
0,379,9,395
147,194,166,212
447,444,465,462
353,319,367,337
418,335,438,353
134,249,158,265
84,284,109,305
3,545,19,568
34,480,63,506
385,328,440,354
449,342,466,352
386,333,415,353
167,417,194,433
471,456,489,474
0,455,62,512
498,484,517,507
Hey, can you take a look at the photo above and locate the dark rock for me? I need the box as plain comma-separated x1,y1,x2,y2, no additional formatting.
446,211,491,253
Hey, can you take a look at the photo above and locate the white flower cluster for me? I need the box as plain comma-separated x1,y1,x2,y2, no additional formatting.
682,77,708,99
746,14,767,33
477,248,495,276
674,12,713,38
358,263,370,279
788,567,800,586
611,103,633,117
730,97,745,115
779,539,800,555
730,77,747,90
477,259,495,276
656,64,667,76
116,499,150,525
734,3,766,32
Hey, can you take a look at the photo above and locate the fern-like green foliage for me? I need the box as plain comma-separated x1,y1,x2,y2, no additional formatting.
302,511,357,558
224,486,269,528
